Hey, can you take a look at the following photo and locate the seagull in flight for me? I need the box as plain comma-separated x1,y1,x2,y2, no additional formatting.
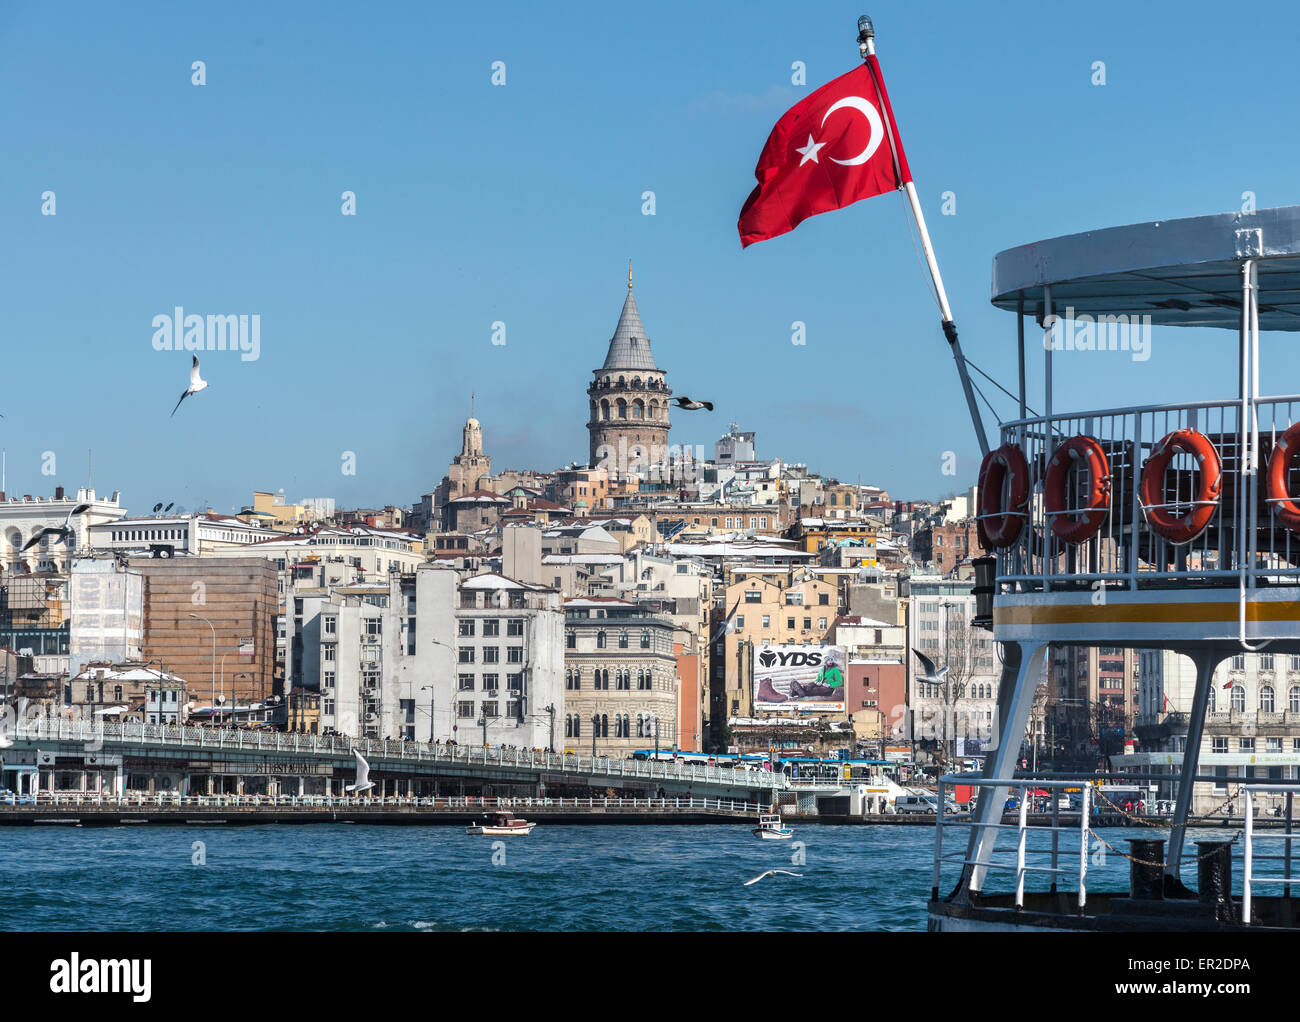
710,597,742,643
345,748,375,794
912,648,951,687
744,870,803,886
21,502,92,552
171,354,208,417
673,396,713,412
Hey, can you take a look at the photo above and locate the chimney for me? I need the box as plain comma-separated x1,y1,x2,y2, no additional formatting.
54,485,65,500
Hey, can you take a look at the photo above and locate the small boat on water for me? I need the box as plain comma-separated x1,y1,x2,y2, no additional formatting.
752,814,793,840
466,810,536,836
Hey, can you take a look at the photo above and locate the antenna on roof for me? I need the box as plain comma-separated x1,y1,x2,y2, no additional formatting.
628,259,633,291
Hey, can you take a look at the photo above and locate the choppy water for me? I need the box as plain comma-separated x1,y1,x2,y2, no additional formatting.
0,823,1251,930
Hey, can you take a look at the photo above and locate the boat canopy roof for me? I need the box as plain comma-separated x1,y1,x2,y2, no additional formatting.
991,205,1300,331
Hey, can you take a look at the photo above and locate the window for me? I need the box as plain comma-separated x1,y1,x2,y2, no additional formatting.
1262,653,1276,671
482,619,499,636
458,674,475,691
507,647,523,663
323,645,336,662
508,673,522,691
1292,686,1300,713
640,630,650,649
1240,737,1256,752
458,647,475,663
787,617,795,629
617,670,631,691
1232,686,1246,712
507,700,521,718
1232,654,1246,670
566,670,580,691
482,701,498,718
761,615,770,628
507,619,524,636
457,701,474,718
736,615,745,629
324,617,337,635
594,670,609,691
618,631,629,649
483,646,500,664
571,715,581,738
566,631,576,649
322,671,334,689
597,631,607,649
1261,685,1276,713
459,620,476,637
819,592,829,605
1268,737,1283,752
803,618,811,630
639,670,651,690
745,590,762,603
482,674,499,692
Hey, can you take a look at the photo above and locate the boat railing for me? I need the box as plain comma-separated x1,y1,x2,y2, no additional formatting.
994,393,1300,591
1242,783,1300,924
936,775,1092,910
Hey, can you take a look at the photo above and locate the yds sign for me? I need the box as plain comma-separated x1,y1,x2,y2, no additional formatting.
753,645,846,712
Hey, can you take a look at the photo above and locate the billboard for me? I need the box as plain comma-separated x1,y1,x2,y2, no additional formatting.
753,644,846,712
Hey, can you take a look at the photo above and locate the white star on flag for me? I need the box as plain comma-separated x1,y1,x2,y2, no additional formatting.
795,134,825,166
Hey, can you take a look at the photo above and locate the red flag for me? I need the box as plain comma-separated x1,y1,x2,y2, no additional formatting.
738,58,911,247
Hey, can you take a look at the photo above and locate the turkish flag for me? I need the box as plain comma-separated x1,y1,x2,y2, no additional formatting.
738,58,911,248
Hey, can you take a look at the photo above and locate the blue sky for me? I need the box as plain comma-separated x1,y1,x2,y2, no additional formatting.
3,0,1300,514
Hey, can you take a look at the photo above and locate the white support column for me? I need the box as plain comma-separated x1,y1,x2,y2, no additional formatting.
963,641,1046,894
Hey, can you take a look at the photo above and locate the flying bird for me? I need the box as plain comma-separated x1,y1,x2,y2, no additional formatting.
744,870,803,886
345,748,375,794
163,503,174,513
710,597,743,644
674,396,713,412
913,648,951,687
21,503,92,552
153,503,163,513
171,354,208,417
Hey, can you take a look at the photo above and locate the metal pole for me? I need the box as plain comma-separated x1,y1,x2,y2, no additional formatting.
858,19,988,458
189,613,216,729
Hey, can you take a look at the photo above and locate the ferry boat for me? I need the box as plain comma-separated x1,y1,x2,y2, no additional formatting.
928,205,1300,932
752,814,794,840
466,810,536,836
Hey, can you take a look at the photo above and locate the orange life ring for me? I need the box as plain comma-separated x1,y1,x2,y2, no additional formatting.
1044,435,1111,544
977,444,1030,548
1140,428,1222,544
1267,422,1300,532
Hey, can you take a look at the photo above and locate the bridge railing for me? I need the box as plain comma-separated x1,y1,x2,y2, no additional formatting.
0,791,765,814
9,718,784,789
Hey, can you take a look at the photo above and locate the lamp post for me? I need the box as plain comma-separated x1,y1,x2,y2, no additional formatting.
189,613,216,728
430,636,454,737
544,703,555,753
591,714,598,756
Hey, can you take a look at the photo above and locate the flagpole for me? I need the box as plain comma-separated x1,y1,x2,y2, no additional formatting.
857,16,990,459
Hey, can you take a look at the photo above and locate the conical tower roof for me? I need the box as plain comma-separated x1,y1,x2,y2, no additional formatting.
600,269,659,372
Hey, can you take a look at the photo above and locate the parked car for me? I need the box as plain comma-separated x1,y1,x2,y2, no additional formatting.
895,795,938,815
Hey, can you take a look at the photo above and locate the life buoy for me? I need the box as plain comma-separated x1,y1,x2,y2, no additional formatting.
1044,435,1111,543
1140,428,1222,544
1267,422,1300,532
977,444,1030,548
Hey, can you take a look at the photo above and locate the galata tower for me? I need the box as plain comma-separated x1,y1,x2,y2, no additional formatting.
587,263,672,473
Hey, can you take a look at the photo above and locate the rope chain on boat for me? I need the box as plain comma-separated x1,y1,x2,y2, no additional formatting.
1087,787,1250,867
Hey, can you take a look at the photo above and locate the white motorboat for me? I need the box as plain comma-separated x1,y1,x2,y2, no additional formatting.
466,810,536,836
752,814,793,840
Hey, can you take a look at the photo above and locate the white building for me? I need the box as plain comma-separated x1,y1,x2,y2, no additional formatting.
1129,649,1300,813
906,576,1000,758
287,566,564,749
89,510,277,557
0,488,126,573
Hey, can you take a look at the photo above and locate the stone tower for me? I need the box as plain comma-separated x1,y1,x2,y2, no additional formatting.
587,264,671,475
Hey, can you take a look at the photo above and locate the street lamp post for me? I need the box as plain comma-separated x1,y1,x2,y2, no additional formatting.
591,715,598,757
189,613,216,728
544,703,555,753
